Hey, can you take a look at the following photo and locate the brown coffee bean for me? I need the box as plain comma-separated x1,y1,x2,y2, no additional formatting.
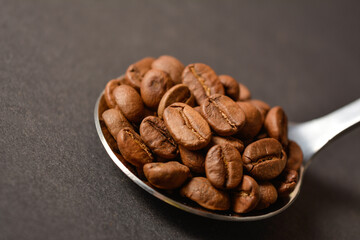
243,138,287,180
104,77,130,108
100,120,119,153
140,116,178,159
157,84,195,119
210,136,244,153
286,140,303,171
218,75,240,100
236,102,263,140
163,103,211,150
125,57,155,91
182,63,224,105
205,144,243,189
238,83,251,101
151,55,185,84
143,161,190,190
113,85,145,124
180,177,230,210
264,106,288,146
232,175,260,213
140,69,173,110
250,99,270,124
117,127,154,167
274,169,298,197
102,108,133,140
202,94,246,136
179,145,205,174
255,182,278,210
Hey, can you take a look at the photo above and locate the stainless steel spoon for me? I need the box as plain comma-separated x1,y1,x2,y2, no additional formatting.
94,92,360,221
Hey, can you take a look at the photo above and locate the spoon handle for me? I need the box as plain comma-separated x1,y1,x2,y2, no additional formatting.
288,98,360,168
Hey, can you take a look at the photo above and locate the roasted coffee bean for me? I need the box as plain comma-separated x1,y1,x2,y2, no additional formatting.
243,138,287,180
117,127,154,167
102,108,133,140
210,136,244,153
104,77,130,108
236,102,263,140
125,57,155,91
202,94,246,136
232,175,260,213
151,55,184,84
163,103,211,150
182,63,224,105
143,161,191,189
274,169,298,197
238,83,251,101
100,120,119,153
179,145,205,174
218,75,240,100
255,182,278,210
140,116,178,159
205,144,243,189
157,84,195,119
250,99,270,124
264,106,288,146
113,85,145,124
180,177,230,210
286,140,303,171
140,69,173,110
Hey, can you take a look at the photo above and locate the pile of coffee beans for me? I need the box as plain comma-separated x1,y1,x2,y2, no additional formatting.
100,56,303,214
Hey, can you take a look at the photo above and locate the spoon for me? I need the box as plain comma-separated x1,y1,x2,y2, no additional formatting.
94,92,360,221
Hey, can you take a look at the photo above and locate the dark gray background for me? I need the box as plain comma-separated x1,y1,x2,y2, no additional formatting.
1,1,360,239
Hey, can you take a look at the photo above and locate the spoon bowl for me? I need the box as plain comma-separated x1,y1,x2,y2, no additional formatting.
95,91,360,221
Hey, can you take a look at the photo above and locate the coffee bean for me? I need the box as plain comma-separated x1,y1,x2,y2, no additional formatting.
255,182,278,210
140,116,178,159
140,69,173,110
104,77,130,108
100,120,119,153
231,175,260,213
151,55,184,84
286,140,303,171
180,177,230,210
243,138,287,180
264,106,288,146
210,136,244,153
125,57,155,91
179,145,205,174
238,83,251,101
182,63,224,105
102,108,133,140
274,169,298,197
117,127,154,167
250,99,270,124
143,161,191,189
205,144,243,189
163,103,211,150
113,85,145,124
202,94,246,136
218,75,240,100
157,84,195,119
236,101,263,140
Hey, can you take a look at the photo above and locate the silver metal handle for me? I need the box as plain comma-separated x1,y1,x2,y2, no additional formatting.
289,98,360,169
